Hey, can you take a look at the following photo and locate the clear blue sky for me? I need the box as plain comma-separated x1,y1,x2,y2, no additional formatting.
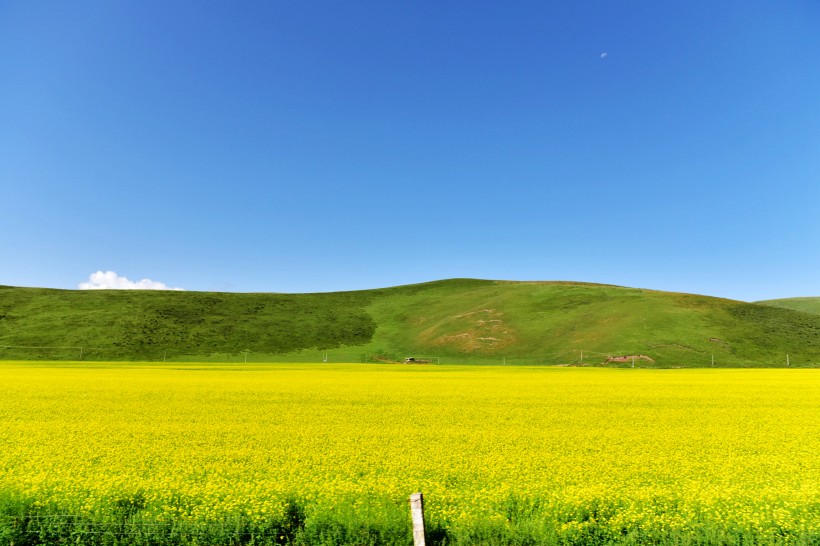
2,1,818,301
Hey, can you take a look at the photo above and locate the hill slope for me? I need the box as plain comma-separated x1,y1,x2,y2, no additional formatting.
756,297,820,316
2,279,819,366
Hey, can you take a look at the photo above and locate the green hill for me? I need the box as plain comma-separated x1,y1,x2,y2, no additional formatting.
1,279,819,366
756,297,820,316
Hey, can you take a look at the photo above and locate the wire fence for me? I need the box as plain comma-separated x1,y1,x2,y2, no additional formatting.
0,345,606,365
0,344,806,367
0,497,411,546
0,512,304,546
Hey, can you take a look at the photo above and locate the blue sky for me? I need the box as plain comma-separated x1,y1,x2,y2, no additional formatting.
2,1,818,301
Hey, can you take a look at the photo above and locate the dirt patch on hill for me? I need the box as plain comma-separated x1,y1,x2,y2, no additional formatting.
603,354,655,364
420,308,516,351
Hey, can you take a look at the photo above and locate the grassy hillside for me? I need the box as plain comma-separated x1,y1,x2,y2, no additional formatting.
756,297,820,315
0,285,377,360
2,279,819,366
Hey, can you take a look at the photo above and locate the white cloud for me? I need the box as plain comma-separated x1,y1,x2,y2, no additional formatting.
79,271,184,291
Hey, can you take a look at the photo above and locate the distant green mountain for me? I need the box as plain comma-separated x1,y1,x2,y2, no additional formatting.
1,279,818,366
756,297,820,316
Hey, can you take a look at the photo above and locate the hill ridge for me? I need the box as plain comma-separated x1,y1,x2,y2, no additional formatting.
756,297,820,316
1,279,818,366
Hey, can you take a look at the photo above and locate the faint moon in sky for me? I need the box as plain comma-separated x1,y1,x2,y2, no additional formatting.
600,52,608,59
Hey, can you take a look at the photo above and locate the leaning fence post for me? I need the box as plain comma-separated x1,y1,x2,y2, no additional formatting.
409,492,426,546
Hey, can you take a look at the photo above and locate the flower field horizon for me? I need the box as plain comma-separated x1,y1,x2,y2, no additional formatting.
1,362,818,545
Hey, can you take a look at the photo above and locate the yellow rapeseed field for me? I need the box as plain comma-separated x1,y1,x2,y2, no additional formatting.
0,362,818,544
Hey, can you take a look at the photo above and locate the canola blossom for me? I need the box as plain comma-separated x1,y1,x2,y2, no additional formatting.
0,363,818,544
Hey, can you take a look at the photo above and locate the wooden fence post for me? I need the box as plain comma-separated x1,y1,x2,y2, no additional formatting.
409,492,426,546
